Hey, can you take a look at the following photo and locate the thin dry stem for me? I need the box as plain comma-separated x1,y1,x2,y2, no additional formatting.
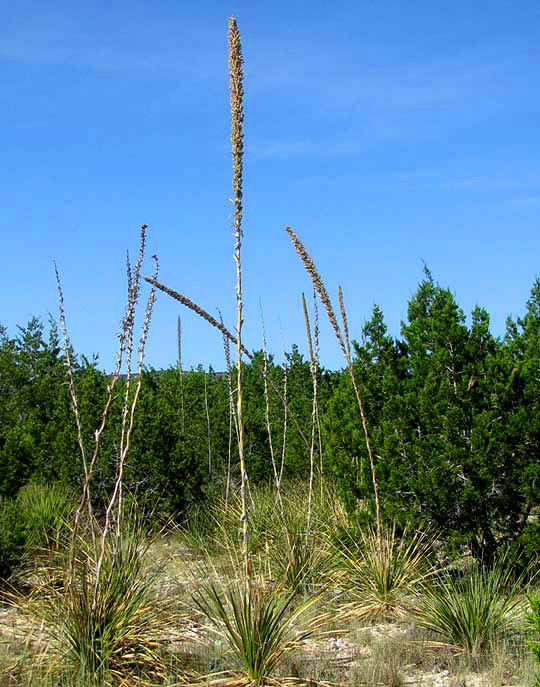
204,371,212,478
260,303,284,515
116,227,147,529
116,236,145,531
95,249,158,602
313,288,324,496
178,315,185,433
338,285,381,535
144,278,252,359
279,341,288,493
219,309,238,504
302,292,317,540
54,263,95,552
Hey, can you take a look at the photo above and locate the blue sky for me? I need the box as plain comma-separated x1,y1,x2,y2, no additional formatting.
2,1,539,371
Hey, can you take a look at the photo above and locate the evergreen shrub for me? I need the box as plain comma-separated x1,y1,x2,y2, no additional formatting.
0,498,27,581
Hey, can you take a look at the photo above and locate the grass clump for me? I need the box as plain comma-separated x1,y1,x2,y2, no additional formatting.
0,484,73,584
351,636,409,687
10,519,182,686
415,556,526,662
193,574,324,686
336,523,438,620
267,526,331,597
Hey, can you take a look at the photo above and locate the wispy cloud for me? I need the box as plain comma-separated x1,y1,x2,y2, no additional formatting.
3,8,538,159
243,33,539,157
250,36,537,113
287,166,540,202
0,11,223,80
510,194,540,207
390,168,540,193
247,137,376,159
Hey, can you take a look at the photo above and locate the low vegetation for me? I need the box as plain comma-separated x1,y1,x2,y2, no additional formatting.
2,484,540,686
9,521,178,686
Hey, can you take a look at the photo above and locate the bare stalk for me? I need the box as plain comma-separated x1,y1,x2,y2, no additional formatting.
279,341,288,493
178,315,185,433
260,303,284,515
338,284,378,510
302,292,317,539
204,370,212,478
339,284,358,477
219,310,238,503
313,288,324,498
116,231,147,530
286,226,382,536
54,263,95,557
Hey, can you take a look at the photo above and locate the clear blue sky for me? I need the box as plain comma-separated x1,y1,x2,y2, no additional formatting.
2,1,539,371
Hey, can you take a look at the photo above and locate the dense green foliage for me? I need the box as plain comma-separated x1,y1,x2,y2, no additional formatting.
0,319,325,521
0,497,27,580
325,270,540,560
0,483,73,580
1,271,539,562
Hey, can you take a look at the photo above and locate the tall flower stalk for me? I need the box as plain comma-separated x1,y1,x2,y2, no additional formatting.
286,226,382,536
229,16,250,582
56,225,157,584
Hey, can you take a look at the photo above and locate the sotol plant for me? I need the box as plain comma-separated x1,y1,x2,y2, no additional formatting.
13,519,182,686
336,523,438,620
415,557,526,661
193,574,324,687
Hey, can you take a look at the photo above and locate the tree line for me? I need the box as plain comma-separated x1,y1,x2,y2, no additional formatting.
1,268,539,559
